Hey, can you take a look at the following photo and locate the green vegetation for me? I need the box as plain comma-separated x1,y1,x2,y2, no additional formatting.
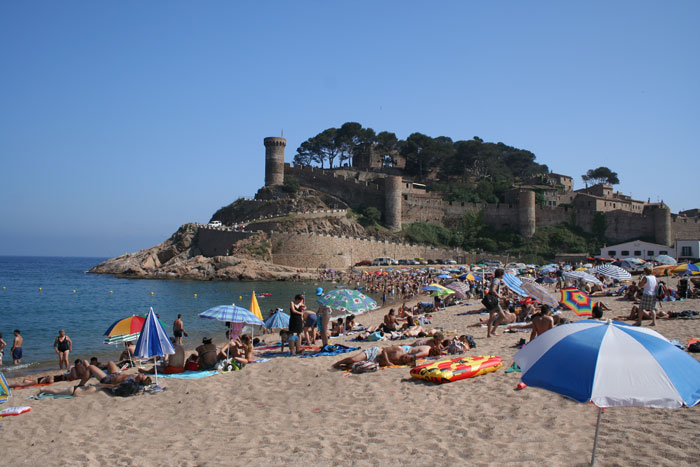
293,122,549,204
282,175,300,194
582,167,620,186
402,211,605,263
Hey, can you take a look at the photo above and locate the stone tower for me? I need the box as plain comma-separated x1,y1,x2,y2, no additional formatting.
385,176,402,232
264,136,286,186
518,190,536,237
653,205,672,246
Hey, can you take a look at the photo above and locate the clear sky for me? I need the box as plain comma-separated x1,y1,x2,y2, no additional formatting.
1,1,698,257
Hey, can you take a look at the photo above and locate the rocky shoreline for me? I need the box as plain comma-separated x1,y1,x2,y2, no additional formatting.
89,223,316,281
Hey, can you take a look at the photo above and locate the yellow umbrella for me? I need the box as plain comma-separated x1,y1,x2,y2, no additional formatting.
250,291,263,321
673,264,700,275
652,265,676,276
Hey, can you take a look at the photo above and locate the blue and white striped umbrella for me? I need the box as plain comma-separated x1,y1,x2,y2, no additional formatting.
564,270,603,286
588,264,632,281
264,310,290,330
199,304,264,325
134,307,175,360
502,273,528,297
515,320,700,408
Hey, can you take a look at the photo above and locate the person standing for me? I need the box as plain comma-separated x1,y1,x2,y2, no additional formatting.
288,294,304,355
54,329,73,369
487,269,508,338
11,329,23,365
0,332,6,365
636,266,658,327
173,314,187,345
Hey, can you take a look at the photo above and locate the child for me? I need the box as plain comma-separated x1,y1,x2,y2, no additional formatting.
279,329,290,353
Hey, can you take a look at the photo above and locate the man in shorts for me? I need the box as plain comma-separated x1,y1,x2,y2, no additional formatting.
78,360,151,386
173,314,187,345
332,345,416,369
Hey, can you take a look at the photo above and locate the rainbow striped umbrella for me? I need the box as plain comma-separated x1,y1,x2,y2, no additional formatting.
560,288,593,316
104,314,168,338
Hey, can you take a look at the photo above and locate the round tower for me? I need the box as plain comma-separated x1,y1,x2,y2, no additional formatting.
653,206,672,246
264,136,286,186
518,190,536,238
384,176,403,232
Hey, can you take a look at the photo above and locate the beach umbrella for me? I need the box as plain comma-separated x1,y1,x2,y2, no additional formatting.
521,282,559,308
104,314,167,338
652,264,675,276
430,288,455,298
654,255,676,266
503,273,528,297
673,263,700,275
437,274,452,279
421,283,450,292
560,287,593,316
535,276,557,284
199,304,264,325
249,292,263,321
0,372,10,404
514,320,700,465
446,281,469,299
134,307,175,387
589,264,632,282
564,270,603,286
316,288,378,314
263,310,290,330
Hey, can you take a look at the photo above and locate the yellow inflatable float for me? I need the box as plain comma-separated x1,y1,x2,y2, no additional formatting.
410,355,503,384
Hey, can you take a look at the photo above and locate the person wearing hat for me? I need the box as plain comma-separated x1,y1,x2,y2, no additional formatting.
186,336,218,371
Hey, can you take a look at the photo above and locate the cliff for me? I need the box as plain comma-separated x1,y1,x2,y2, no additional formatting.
89,223,315,281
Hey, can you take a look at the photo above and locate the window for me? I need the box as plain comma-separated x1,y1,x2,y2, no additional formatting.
621,250,630,256
647,251,654,257
681,246,692,257
608,251,616,256
659,250,668,255
634,250,642,256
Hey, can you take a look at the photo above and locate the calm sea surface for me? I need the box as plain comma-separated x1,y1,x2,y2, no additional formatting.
0,256,346,376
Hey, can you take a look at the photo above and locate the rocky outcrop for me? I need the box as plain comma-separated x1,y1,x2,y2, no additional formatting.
89,223,314,281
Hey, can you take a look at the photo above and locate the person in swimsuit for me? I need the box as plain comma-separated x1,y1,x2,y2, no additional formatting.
302,305,318,345
77,360,151,386
187,337,218,371
12,329,23,365
288,294,304,355
173,314,187,345
54,330,73,370
332,345,417,369
0,332,6,365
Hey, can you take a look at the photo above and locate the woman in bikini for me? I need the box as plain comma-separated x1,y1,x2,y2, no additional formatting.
54,330,73,370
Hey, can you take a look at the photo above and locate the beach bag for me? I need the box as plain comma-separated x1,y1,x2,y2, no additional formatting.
352,361,378,373
481,293,498,310
112,380,140,397
688,342,700,353
448,340,468,355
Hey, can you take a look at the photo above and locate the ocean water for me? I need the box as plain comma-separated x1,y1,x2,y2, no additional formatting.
0,256,344,376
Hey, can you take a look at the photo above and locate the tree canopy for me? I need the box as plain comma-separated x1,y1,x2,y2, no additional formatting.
582,167,620,186
293,122,549,203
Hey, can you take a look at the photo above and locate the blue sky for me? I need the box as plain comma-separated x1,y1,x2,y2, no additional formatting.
1,1,698,257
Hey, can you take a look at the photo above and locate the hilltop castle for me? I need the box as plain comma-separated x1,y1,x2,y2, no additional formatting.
263,136,700,248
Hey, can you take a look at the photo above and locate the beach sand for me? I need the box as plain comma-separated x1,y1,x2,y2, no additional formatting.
2,284,700,466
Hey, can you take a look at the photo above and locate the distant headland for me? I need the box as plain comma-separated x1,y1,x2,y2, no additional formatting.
91,125,700,279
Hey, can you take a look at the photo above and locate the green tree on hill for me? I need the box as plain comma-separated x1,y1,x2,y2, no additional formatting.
582,167,620,186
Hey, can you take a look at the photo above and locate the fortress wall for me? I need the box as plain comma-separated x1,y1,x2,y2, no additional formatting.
483,205,520,230
197,228,258,257
402,196,482,224
534,206,573,228
671,216,700,241
269,232,480,269
285,164,384,210
604,211,657,243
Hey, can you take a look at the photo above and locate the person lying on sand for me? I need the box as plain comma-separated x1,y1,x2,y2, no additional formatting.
11,359,89,387
78,360,151,387
332,345,417,369
38,384,103,397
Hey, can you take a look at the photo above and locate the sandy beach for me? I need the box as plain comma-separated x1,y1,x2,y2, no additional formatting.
2,283,699,466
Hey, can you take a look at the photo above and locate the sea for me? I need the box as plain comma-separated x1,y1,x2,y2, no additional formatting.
0,256,355,377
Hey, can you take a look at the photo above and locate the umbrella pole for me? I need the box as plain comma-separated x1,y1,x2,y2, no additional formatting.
153,357,159,387
591,406,603,466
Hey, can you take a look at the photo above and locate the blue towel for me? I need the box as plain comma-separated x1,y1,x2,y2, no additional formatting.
300,344,360,358
158,370,218,379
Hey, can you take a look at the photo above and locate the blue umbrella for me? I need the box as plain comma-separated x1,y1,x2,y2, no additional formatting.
421,284,448,292
437,274,452,279
264,310,290,330
536,276,556,284
502,273,528,297
134,307,175,387
515,319,700,464
199,305,264,325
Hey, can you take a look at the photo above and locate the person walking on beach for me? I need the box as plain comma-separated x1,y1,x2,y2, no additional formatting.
12,329,23,365
0,332,6,365
54,329,73,369
173,314,187,345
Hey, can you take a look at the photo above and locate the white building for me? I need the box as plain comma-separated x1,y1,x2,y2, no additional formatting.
675,240,700,261
599,240,672,260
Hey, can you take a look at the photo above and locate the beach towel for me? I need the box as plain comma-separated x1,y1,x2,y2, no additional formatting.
28,393,73,400
0,406,31,417
158,370,218,379
300,344,360,358
0,372,10,403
